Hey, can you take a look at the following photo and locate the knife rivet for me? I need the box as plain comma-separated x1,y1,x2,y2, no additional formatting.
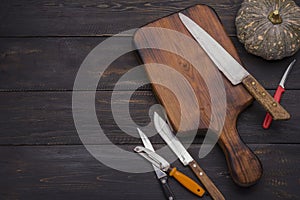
169,197,173,200
200,172,203,176
262,92,266,96
193,164,197,168
161,179,166,184
251,81,256,86
272,102,277,107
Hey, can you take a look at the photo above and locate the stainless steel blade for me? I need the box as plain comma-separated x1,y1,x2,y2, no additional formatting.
153,112,193,166
134,146,170,172
179,13,249,85
279,59,296,88
137,128,167,179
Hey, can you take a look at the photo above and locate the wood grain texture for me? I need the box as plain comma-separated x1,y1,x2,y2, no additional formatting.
0,0,252,37
0,0,298,199
0,37,149,91
188,160,225,200
0,38,299,91
134,4,263,186
0,0,298,37
0,144,298,200
0,90,299,146
242,75,290,120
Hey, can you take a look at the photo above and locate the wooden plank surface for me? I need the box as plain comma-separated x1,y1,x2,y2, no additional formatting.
0,145,299,200
0,0,253,37
0,38,299,91
0,0,299,199
0,0,298,37
0,91,298,145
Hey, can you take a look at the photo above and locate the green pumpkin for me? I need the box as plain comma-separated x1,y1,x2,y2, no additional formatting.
236,0,300,60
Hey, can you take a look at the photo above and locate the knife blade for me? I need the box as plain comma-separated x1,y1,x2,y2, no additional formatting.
134,145,205,197
263,59,296,129
138,128,168,178
137,128,175,200
154,112,225,200
178,12,290,121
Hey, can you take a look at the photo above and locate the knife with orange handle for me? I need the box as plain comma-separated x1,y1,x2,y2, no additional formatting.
168,167,205,197
134,131,205,198
136,128,176,200
154,112,225,200
134,146,205,197
263,59,296,129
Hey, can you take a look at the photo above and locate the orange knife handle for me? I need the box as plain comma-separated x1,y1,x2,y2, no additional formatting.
263,86,285,129
169,167,205,197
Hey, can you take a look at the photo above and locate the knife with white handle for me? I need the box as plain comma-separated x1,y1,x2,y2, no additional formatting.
154,112,225,200
178,13,290,121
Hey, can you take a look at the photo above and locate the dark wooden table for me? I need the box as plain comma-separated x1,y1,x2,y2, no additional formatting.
0,1,299,199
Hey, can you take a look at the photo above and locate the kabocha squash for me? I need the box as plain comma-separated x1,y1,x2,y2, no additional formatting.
236,0,300,60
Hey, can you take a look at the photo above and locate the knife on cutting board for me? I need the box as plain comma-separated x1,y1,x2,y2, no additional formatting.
133,5,263,187
178,13,290,121
154,112,225,200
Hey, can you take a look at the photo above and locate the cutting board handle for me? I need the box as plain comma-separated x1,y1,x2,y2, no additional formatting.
218,116,262,187
133,4,262,186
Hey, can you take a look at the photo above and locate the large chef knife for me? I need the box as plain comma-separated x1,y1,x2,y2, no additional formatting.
154,112,225,200
178,13,290,121
137,128,175,200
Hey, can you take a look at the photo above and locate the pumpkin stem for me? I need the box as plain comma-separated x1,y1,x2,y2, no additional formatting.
268,10,282,24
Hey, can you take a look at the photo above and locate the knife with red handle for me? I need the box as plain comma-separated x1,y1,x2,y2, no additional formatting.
263,59,296,129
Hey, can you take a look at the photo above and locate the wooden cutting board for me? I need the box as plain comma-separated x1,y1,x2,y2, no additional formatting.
133,5,262,187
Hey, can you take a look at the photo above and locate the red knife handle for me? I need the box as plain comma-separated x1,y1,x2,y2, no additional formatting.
263,86,285,129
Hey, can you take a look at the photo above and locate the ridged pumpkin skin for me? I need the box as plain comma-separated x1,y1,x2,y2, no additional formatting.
236,0,300,60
